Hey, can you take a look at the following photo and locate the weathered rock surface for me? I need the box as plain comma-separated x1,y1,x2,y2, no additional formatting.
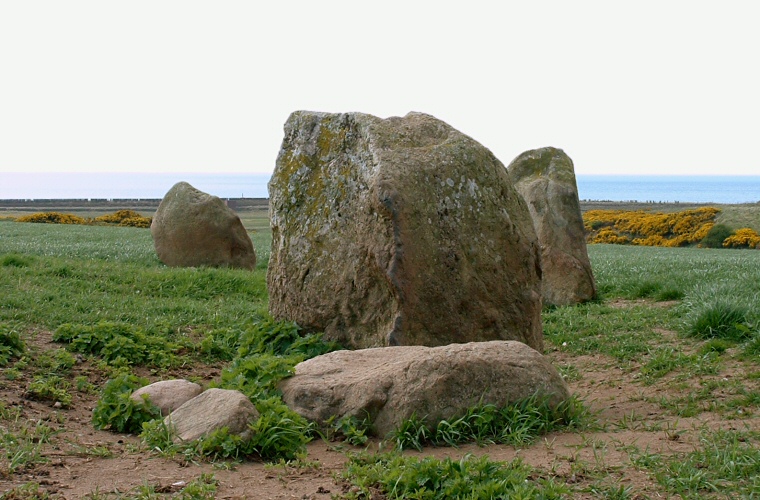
164,388,259,443
151,182,256,269
130,379,203,416
268,111,543,350
507,147,596,306
280,340,570,437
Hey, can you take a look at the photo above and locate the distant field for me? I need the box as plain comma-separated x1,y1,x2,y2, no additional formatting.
3,198,760,233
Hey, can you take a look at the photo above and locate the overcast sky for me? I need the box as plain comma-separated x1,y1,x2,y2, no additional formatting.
1,1,758,177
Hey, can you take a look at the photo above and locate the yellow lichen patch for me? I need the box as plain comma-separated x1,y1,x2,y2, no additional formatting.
723,228,760,249
16,212,89,225
584,207,720,247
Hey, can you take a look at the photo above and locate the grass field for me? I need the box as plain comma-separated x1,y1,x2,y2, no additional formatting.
2,210,760,498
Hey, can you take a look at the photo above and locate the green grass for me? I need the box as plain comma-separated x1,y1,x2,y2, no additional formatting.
2,213,760,496
0,220,271,333
631,429,760,498
341,452,570,499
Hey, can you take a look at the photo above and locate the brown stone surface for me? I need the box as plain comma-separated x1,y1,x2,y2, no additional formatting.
151,182,256,269
164,388,259,443
508,147,596,306
280,340,570,437
268,111,542,350
130,379,203,416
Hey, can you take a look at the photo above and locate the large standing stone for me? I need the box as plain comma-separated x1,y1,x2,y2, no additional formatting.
164,388,259,443
280,341,570,437
151,182,256,270
268,111,543,350
507,148,596,306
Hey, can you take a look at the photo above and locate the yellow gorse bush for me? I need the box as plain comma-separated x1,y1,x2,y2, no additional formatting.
93,210,152,228
723,228,760,249
584,207,720,247
16,210,151,228
16,212,89,225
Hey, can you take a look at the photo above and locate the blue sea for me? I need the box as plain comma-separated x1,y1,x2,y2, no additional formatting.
1,172,759,204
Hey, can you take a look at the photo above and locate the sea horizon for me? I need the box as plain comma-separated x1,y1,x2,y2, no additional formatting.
1,172,759,204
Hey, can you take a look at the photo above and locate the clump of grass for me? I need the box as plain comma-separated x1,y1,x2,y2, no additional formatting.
391,395,592,451
1,254,33,268
25,375,73,408
688,303,752,341
340,452,570,499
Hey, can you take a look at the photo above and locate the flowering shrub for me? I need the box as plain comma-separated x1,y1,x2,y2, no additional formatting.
118,216,152,228
15,210,151,228
16,212,89,225
584,207,720,247
723,228,760,249
93,210,142,224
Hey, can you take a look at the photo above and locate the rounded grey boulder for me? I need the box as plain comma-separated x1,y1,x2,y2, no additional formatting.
151,182,256,270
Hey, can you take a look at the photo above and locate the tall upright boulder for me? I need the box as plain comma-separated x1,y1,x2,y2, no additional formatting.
268,111,543,351
151,182,256,270
507,147,596,306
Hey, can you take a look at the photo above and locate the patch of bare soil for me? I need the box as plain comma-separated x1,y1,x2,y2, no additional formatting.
2,325,759,499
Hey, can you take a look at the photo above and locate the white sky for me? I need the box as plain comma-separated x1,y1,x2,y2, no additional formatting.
1,1,758,176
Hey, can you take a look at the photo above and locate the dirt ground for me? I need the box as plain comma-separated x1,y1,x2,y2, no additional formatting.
2,303,758,499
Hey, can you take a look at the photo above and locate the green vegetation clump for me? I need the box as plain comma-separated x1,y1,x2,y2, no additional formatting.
25,375,73,408
688,303,752,341
341,452,570,499
0,322,25,366
215,319,339,401
391,395,591,451
92,374,161,434
53,321,182,367
700,223,734,248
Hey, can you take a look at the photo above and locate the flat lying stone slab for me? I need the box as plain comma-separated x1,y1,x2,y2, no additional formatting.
280,340,570,437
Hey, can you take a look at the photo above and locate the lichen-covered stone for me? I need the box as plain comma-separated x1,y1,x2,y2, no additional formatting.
268,111,543,350
507,147,596,306
280,341,570,437
151,182,256,270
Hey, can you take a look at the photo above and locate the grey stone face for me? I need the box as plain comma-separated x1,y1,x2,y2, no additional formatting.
268,111,543,350
151,182,256,270
508,147,597,306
